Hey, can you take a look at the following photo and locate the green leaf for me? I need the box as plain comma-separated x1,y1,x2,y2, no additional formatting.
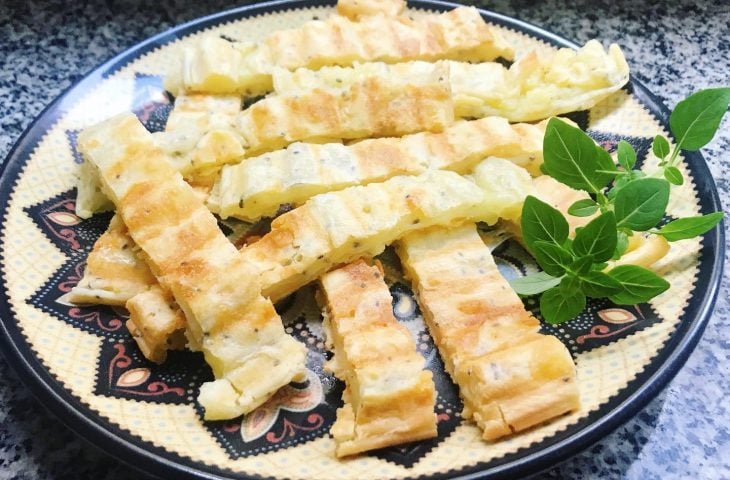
510,272,562,296
540,282,586,325
617,140,637,171
521,195,570,251
614,178,670,231
533,241,574,277
572,212,618,262
656,212,724,241
670,87,730,151
569,256,594,276
560,273,582,293
543,118,618,193
652,135,670,159
592,262,609,271
664,166,684,185
608,265,670,304
568,198,599,217
607,171,644,200
580,270,622,298
612,230,630,260
596,145,619,175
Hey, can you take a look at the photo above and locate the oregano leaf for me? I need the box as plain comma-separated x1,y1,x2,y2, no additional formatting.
617,140,637,171
510,272,562,296
521,195,570,251
669,87,730,151
652,135,670,159
607,171,644,200
613,230,630,260
664,166,684,185
608,265,670,304
543,118,617,193
656,212,724,241
572,212,618,262
569,256,594,276
580,271,622,298
540,282,586,325
614,178,670,231
533,241,574,277
568,198,599,217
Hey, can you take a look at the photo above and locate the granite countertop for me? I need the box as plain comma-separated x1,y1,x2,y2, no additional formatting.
1,0,728,478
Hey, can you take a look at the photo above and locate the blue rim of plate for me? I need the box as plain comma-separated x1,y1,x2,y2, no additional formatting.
0,1,724,479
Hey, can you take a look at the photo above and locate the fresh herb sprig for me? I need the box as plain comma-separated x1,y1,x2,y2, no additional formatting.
511,88,728,325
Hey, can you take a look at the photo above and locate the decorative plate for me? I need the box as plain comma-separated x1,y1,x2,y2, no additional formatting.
0,1,724,479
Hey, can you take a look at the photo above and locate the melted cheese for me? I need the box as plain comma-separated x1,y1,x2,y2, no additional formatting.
77,113,307,420
609,234,670,269
397,224,579,440
469,157,535,225
75,157,114,219
320,260,437,457
214,117,545,221
164,37,272,96
455,41,628,120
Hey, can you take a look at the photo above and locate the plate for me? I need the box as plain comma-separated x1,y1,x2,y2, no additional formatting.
0,1,724,479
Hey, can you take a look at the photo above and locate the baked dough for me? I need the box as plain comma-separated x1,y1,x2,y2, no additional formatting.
320,260,437,457
397,224,580,440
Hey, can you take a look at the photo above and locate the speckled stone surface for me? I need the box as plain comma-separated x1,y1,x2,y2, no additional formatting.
0,0,728,479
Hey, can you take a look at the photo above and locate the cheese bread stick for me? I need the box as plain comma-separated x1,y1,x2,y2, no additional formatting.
320,260,437,456
166,7,512,95
273,40,629,122
214,117,546,221
78,113,307,420
397,224,580,440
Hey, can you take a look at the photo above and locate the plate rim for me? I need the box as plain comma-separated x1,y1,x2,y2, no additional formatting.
0,0,724,479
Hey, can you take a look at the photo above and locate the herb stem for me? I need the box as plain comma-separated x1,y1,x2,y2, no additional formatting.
667,146,682,167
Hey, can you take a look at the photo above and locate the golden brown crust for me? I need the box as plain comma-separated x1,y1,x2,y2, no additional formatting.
238,69,453,156
320,260,437,457
397,224,579,440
